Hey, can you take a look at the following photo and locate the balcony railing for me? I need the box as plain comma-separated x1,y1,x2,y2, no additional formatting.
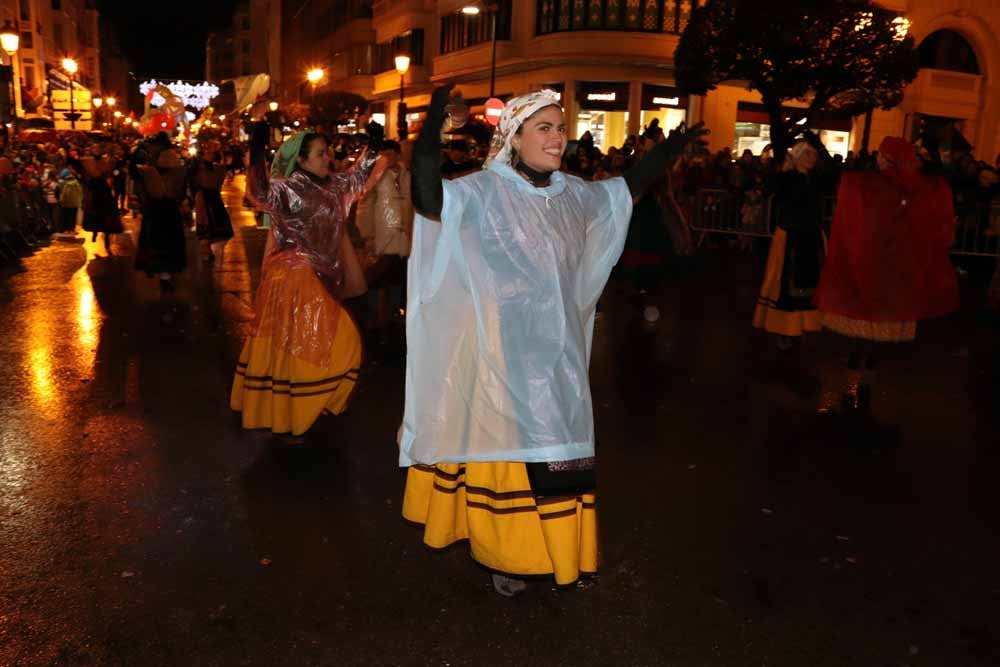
536,0,702,35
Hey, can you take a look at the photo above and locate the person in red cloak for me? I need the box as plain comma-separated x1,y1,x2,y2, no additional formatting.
815,136,959,413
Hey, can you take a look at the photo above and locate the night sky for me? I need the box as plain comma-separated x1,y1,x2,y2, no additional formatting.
97,0,238,81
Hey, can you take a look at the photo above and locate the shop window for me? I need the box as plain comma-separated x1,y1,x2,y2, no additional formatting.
918,30,979,74
439,1,512,55
538,0,700,35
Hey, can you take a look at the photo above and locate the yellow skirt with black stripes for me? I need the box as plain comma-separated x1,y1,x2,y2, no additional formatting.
402,462,599,585
753,227,823,336
230,257,362,435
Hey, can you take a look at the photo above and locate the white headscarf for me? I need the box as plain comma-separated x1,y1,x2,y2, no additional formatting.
485,89,563,168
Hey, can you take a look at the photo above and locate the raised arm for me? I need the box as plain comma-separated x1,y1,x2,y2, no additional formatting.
246,120,282,213
623,122,708,202
411,83,454,221
334,120,388,204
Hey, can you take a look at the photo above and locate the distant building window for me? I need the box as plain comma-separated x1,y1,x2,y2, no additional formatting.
51,0,60,10
919,30,980,74
242,18,251,31
242,61,252,75
242,39,250,54
20,0,31,20
536,0,701,35
53,23,63,50
440,1,512,55
374,29,424,74
21,31,32,49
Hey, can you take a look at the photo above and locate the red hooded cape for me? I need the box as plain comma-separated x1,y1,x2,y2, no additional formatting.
815,146,958,322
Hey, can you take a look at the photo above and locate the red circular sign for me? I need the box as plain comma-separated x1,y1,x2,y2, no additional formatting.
484,98,504,126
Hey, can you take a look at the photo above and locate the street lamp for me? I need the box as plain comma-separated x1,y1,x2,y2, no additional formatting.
394,54,410,140
462,2,500,97
62,58,79,129
306,67,324,102
269,101,279,112
1,20,22,124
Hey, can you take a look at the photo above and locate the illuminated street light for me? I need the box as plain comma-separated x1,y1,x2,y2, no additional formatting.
93,97,103,108
113,110,122,118
106,97,116,108
462,3,500,97
269,101,279,112
1,20,23,122
62,58,79,129
307,68,324,84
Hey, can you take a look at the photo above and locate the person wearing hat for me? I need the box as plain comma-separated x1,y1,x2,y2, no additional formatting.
231,123,388,439
399,84,705,596
190,142,234,265
816,136,958,418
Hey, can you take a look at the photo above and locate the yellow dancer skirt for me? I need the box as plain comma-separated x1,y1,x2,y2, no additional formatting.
231,257,362,435
402,462,599,585
753,228,823,336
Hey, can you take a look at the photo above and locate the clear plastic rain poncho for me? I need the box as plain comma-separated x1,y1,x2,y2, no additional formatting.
399,92,634,466
246,132,377,365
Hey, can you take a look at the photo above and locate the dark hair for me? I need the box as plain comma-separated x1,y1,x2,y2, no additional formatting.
381,140,401,153
298,132,328,159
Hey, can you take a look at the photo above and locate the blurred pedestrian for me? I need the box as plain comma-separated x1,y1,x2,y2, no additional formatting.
816,137,958,416
752,137,827,348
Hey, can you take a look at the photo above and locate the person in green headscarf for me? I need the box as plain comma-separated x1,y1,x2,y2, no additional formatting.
231,122,388,439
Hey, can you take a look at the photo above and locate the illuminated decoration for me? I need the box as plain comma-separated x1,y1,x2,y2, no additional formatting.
587,92,616,101
892,16,911,41
139,79,219,110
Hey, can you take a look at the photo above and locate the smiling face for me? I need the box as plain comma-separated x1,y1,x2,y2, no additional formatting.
510,105,567,173
297,136,331,178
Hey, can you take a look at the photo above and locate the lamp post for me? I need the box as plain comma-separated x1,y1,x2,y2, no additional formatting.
462,2,500,97
62,58,78,129
93,96,103,128
394,54,410,141
0,20,22,126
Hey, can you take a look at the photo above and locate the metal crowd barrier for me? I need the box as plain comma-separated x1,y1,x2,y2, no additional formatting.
951,205,1000,257
689,188,999,258
689,188,773,246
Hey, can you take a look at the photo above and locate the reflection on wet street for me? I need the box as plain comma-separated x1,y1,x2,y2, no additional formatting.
1,177,998,665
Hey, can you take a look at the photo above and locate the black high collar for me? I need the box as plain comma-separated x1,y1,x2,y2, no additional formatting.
515,161,554,187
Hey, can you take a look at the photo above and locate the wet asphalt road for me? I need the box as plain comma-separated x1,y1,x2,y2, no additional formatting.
1,177,998,667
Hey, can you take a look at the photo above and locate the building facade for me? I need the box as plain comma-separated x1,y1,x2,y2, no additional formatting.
365,0,998,161
1,0,100,121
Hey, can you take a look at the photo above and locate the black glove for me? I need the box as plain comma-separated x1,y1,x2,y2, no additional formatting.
365,119,385,152
249,121,269,166
625,122,708,198
411,83,456,218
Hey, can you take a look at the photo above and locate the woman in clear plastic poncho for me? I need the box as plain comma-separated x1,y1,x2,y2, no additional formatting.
400,85,705,596
231,123,386,438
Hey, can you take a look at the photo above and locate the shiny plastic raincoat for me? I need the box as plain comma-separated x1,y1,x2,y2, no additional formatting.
399,160,633,465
